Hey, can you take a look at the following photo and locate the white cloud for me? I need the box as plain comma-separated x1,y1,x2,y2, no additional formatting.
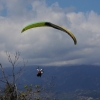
0,0,100,67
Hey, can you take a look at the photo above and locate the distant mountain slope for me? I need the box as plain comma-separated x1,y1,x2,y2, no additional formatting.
1,65,100,92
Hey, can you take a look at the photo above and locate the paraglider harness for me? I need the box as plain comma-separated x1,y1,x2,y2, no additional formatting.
36,67,43,77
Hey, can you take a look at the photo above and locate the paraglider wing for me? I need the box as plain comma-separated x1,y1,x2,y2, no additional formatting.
21,22,77,45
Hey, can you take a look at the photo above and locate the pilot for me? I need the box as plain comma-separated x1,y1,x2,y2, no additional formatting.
37,68,43,77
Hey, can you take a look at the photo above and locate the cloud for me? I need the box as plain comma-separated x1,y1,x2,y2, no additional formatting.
0,0,100,67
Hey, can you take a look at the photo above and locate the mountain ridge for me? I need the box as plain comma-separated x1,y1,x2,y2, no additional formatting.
1,65,100,92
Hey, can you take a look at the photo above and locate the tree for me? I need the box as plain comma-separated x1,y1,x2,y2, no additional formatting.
0,52,56,100
0,52,27,100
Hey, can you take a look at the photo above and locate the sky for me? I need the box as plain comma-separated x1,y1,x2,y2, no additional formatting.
0,0,100,67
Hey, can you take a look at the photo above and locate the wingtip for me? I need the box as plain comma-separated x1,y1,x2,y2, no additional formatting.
74,41,77,45
75,42,77,45
21,28,25,33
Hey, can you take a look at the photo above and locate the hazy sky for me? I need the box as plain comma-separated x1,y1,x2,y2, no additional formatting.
0,0,100,67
